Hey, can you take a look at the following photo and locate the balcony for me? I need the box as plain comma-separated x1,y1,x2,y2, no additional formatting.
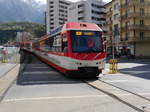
106,11,112,17
107,31,113,36
121,13,150,20
121,25,150,32
122,36,150,42
121,0,150,9
106,20,112,26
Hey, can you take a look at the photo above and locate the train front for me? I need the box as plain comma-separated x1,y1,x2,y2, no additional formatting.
65,22,106,77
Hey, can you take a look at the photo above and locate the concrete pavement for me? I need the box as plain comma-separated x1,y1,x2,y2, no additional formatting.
0,54,147,112
0,52,150,112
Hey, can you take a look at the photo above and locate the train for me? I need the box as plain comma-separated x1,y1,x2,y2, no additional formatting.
21,22,106,78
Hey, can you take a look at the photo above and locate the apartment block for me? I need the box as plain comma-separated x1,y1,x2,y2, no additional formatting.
120,0,150,57
46,0,71,34
105,0,150,57
105,0,121,55
68,0,106,32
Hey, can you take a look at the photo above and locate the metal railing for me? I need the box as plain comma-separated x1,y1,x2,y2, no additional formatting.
122,36,150,42
121,25,150,31
121,13,150,20
121,0,150,8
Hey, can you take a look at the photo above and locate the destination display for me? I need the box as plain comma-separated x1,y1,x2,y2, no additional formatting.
75,31,93,36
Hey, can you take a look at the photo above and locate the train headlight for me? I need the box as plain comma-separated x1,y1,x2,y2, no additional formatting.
76,62,82,65
96,62,101,65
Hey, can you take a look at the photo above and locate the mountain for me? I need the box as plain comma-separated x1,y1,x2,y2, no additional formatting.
0,0,46,23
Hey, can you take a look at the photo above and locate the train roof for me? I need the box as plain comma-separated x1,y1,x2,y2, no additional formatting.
38,35,49,42
64,22,102,31
49,22,103,37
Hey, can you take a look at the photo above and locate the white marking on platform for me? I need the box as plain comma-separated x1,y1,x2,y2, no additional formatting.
3,95,107,102
3,93,150,103
23,71,58,74
103,80,137,83
31,67,49,69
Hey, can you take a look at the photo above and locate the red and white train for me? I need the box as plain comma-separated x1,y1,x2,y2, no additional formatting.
22,22,106,77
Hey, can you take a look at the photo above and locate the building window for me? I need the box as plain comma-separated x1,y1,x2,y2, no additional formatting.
50,10,53,12
50,27,54,29
125,32,128,40
78,11,84,14
114,3,119,10
59,5,64,8
125,0,129,5
78,17,84,21
109,7,112,11
140,8,144,15
109,17,112,21
50,6,54,8
140,32,144,40
114,14,118,20
92,10,101,15
59,9,64,12
125,10,128,18
59,0,70,5
125,22,130,29
114,24,119,36
78,4,84,8
140,0,144,3
140,20,144,26
91,4,103,9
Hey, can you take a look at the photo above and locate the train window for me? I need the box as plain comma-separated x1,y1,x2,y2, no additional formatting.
45,39,50,51
49,36,54,51
71,30,102,53
33,42,38,49
62,33,68,53
50,33,61,52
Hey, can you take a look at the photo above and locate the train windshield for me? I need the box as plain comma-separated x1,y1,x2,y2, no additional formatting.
71,30,102,53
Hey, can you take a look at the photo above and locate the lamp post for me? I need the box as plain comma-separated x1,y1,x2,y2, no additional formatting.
112,31,115,59
112,28,119,59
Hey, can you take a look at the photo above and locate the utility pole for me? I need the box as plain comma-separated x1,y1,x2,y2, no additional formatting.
112,30,115,59
44,11,47,34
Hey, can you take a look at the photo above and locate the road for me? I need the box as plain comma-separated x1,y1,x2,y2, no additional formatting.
0,52,150,112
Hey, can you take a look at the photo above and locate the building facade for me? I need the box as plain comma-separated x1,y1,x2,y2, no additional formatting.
120,0,150,57
68,0,106,32
105,0,121,55
105,0,150,57
46,0,71,34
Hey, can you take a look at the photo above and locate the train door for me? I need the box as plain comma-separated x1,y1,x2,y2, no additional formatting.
61,32,68,53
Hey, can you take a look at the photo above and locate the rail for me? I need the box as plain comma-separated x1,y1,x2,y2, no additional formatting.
84,79,150,112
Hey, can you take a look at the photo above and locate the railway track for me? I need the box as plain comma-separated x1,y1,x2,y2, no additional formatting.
84,79,150,112
26,52,150,112
4,51,149,112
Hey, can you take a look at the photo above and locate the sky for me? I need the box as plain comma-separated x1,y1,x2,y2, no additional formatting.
36,0,111,4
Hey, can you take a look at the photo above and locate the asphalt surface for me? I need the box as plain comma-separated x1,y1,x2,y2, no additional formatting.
0,53,139,112
118,59,150,80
